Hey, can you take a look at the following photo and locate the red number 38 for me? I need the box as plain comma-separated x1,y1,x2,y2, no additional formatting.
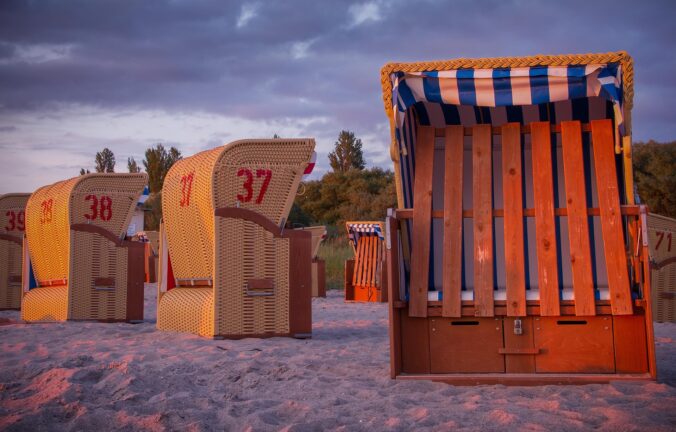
84,195,113,221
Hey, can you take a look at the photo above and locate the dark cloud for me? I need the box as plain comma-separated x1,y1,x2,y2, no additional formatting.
0,0,675,148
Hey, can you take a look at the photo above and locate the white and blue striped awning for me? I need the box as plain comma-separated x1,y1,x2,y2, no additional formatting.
347,223,384,244
391,64,624,134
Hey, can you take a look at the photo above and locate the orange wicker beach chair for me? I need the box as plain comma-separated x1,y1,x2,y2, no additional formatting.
381,51,656,384
0,193,30,310
647,213,676,322
157,138,316,339
21,173,148,322
345,221,387,302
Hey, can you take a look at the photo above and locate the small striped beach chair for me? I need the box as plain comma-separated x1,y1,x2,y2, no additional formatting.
647,213,676,322
21,173,148,322
345,221,387,302
0,193,30,310
156,139,316,339
381,51,657,384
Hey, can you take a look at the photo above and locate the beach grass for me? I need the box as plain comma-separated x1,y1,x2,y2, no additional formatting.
317,238,353,290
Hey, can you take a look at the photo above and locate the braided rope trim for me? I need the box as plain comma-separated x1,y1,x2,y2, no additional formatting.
380,52,634,207
380,51,633,114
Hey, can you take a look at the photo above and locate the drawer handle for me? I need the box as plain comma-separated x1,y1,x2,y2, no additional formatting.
556,320,587,325
498,348,540,355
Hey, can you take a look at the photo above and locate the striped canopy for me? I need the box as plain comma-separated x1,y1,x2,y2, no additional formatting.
391,64,624,134
346,222,384,246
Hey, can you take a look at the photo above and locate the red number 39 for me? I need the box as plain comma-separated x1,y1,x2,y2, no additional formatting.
84,195,112,221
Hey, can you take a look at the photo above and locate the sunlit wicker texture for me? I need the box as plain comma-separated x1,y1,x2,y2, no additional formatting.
22,173,147,322
158,139,315,338
0,193,30,309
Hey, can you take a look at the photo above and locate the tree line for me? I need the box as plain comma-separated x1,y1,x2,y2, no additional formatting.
79,144,182,230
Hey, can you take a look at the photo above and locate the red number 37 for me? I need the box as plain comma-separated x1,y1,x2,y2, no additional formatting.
237,169,272,204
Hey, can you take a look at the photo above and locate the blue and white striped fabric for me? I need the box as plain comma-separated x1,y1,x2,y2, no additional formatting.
347,223,384,247
391,64,623,136
137,186,150,205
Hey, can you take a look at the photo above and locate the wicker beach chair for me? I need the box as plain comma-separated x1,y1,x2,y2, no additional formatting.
157,139,316,338
647,213,676,322
304,226,327,297
381,51,657,383
0,193,30,310
21,173,148,322
345,221,387,302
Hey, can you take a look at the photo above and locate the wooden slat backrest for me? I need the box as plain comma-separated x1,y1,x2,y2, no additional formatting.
501,123,526,317
353,237,365,286
472,124,494,317
530,122,560,316
409,126,435,317
591,119,633,315
370,236,379,286
442,126,464,317
405,120,634,318
561,121,596,316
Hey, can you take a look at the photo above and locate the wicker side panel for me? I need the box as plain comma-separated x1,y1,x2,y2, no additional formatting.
70,173,148,237
648,213,676,323
21,285,68,322
0,239,22,309
68,231,128,320
0,194,30,308
215,218,290,336
157,288,214,337
25,178,79,284
162,148,220,280
212,139,315,226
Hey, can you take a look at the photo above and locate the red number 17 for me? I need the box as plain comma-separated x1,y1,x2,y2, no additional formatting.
237,168,272,204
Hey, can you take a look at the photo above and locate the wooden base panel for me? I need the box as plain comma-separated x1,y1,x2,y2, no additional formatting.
397,373,653,386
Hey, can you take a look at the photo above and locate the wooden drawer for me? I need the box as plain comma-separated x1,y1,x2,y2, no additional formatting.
429,317,504,373
534,316,614,373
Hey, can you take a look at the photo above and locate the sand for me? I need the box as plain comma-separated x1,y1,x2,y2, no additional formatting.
1,285,675,431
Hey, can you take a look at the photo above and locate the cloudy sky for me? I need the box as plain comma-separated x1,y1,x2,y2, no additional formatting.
0,0,674,193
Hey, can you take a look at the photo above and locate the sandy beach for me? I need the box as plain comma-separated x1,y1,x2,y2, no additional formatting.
1,285,674,431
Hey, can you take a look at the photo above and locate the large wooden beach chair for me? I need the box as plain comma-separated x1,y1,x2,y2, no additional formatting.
345,221,387,302
380,51,657,384
647,213,676,322
21,173,148,322
157,139,316,339
0,193,30,310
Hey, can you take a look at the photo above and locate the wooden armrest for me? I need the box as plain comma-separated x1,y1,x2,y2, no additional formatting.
214,207,309,239
0,233,22,246
246,278,274,296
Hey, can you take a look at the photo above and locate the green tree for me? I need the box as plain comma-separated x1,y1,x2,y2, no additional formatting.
294,167,396,233
143,192,163,231
143,144,182,193
633,141,676,218
328,130,366,173
79,168,90,175
94,148,115,173
127,157,141,173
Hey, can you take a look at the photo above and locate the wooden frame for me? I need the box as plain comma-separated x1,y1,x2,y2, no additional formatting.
385,122,657,384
